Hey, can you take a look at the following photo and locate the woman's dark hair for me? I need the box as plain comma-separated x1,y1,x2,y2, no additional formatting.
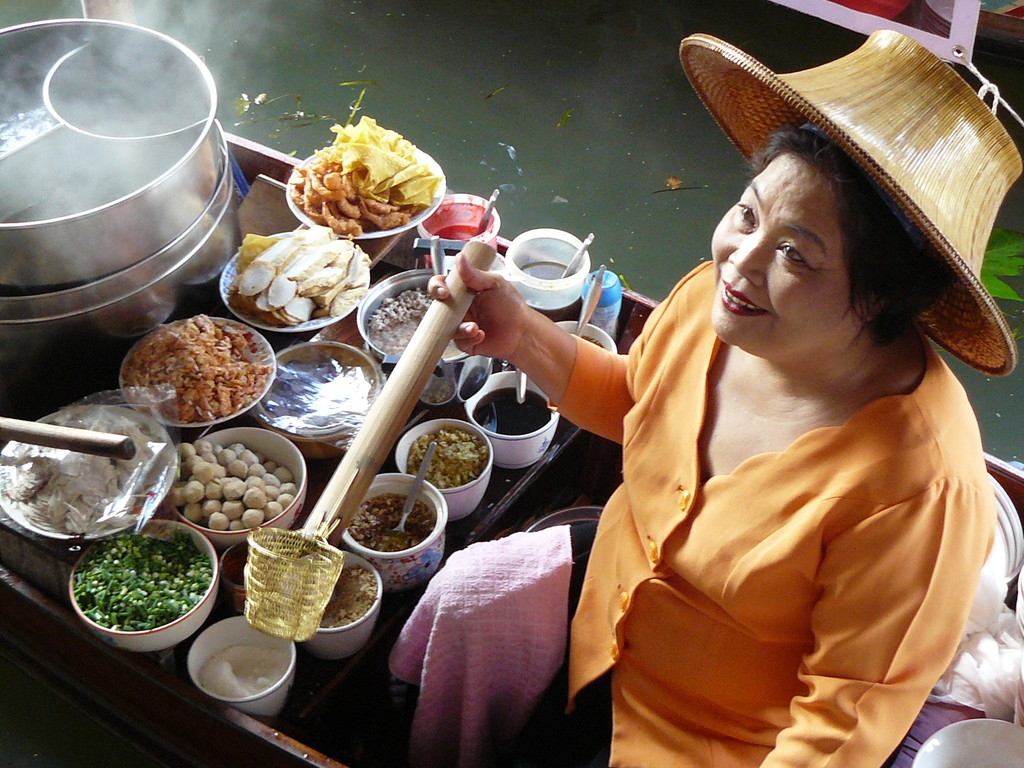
751,125,954,346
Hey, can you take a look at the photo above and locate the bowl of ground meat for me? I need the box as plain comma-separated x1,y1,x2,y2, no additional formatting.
341,473,448,593
356,270,466,363
300,552,383,659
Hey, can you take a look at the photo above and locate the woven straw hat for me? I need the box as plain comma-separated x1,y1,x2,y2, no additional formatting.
680,31,1021,375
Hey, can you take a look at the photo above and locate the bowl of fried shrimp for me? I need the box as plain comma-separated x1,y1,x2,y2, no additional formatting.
287,148,445,240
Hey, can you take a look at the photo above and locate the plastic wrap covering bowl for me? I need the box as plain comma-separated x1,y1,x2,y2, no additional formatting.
252,342,384,459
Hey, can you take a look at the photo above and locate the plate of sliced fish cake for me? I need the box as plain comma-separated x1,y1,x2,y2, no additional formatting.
221,226,372,333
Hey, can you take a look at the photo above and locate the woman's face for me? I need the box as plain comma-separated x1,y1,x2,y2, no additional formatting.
710,153,865,367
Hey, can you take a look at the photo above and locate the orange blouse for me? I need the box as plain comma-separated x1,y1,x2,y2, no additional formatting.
557,262,995,767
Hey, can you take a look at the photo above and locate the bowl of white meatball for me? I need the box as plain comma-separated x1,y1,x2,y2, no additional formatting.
169,427,308,551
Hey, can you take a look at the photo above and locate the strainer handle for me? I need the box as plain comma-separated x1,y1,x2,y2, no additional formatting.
302,240,497,539
0,416,137,460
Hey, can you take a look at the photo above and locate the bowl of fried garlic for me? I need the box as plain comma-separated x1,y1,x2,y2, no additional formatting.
286,116,446,241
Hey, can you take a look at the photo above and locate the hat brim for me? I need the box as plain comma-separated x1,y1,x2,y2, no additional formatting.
680,32,1019,376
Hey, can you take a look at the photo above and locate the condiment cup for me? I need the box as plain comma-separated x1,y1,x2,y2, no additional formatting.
463,371,560,470
504,228,590,318
300,552,383,660
68,519,219,653
187,615,296,718
219,541,249,614
416,193,502,251
173,427,308,551
394,417,494,520
341,473,448,593
554,320,616,352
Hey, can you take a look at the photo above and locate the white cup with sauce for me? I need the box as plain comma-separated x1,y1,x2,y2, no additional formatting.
504,228,590,318
463,371,560,470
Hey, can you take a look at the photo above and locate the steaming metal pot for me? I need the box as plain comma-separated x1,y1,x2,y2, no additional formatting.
0,19,240,418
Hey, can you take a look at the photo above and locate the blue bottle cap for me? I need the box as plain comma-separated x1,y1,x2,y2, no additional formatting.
591,270,622,307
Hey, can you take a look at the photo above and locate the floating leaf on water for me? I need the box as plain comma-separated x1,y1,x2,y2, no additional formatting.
485,84,510,99
556,107,575,128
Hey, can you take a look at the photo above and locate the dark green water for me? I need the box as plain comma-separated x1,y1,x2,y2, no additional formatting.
2,1,1024,765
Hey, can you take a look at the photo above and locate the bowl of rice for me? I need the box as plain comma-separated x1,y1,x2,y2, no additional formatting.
394,418,493,521
356,270,466,363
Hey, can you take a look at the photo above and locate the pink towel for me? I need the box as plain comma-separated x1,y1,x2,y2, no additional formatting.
389,526,573,768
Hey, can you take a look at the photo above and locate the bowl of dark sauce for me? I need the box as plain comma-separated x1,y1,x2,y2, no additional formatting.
464,371,559,469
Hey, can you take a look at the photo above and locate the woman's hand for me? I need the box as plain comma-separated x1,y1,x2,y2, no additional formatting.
428,252,530,362
430,251,581,402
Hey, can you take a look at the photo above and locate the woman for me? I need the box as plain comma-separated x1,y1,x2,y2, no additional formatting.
424,31,1021,767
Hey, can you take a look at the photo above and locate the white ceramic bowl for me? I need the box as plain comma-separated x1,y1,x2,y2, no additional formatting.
69,519,219,653
300,552,383,660
173,427,308,551
394,417,493,521
463,370,560,470
913,718,1024,767
286,148,445,241
341,473,448,593
554,320,616,353
187,615,296,718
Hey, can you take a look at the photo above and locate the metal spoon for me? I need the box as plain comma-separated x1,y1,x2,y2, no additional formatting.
574,265,606,336
385,441,436,548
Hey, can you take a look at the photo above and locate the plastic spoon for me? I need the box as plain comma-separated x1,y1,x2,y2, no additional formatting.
477,189,500,234
560,232,595,278
430,235,445,275
457,356,493,401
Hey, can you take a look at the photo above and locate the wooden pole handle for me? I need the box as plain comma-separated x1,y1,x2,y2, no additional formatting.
303,240,496,540
0,416,137,460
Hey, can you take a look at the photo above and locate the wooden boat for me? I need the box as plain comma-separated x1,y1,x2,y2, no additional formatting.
0,132,1022,768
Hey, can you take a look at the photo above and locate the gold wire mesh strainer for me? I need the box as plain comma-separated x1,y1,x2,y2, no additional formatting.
244,241,496,641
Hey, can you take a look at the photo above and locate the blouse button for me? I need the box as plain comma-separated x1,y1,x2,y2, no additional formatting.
677,486,692,509
610,640,620,661
647,538,660,564
619,590,629,612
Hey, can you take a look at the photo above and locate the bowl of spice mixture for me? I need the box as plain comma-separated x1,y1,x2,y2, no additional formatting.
69,519,218,652
341,473,448,592
395,418,493,520
301,552,383,659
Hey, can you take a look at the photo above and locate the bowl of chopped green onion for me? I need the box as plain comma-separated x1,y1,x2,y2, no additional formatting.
69,519,219,652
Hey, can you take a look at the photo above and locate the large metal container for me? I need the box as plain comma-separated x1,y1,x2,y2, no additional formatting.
0,19,241,419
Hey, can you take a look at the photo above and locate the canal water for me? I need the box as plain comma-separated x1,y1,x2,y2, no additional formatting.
2,1,1024,765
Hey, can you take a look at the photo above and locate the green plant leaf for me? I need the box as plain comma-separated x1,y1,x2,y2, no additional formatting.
982,228,1024,302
